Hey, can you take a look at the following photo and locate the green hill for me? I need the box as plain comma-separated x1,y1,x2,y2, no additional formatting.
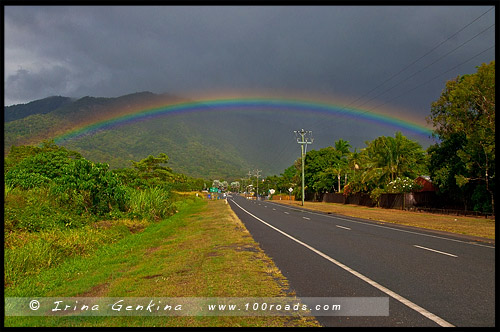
4,92,300,180
4,96,74,122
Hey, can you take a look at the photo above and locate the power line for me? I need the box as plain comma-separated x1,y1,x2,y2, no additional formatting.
353,6,495,106
367,44,495,114
260,131,298,174
310,6,495,132
352,23,495,111
319,44,495,136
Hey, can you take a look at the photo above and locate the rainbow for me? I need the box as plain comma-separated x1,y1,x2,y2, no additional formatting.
53,97,434,144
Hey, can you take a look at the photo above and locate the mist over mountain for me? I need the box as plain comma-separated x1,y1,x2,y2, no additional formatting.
4,91,434,180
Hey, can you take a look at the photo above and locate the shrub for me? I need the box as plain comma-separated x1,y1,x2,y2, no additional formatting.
369,187,385,206
5,144,129,216
51,159,129,215
385,177,423,194
5,149,78,183
5,169,51,189
127,187,174,222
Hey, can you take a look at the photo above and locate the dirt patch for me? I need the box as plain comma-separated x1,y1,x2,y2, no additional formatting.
91,220,114,229
142,274,163,280
77,282,110,297
206,251,222,257
175,268,191,276
145,246,162,256
213,243,260,253
126,224,147,234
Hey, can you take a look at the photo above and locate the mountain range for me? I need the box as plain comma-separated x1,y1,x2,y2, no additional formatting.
4,91,432,180
5,92,309,180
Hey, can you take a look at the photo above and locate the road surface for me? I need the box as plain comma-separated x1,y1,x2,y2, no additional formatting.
228,195,495,327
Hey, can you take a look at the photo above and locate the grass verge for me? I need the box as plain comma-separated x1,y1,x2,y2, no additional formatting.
5,196,320,327
272,200,495,240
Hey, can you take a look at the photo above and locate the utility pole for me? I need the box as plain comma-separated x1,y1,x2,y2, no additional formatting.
247,171,252,194
240,178,246,194
294,129,313,206
254,169,262,200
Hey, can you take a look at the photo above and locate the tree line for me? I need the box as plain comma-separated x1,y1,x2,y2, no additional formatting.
5,61,493,216
262,61,495,213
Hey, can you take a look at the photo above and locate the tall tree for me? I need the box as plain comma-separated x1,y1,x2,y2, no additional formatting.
130,153,174,185
427,61,495,212
334,139,351,156
348,148,362,179
363,132,426,185
304,147,341,195
334,139,351,192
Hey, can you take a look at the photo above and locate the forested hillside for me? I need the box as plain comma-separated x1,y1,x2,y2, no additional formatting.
4,96,74,122
4,92,314,179
4,92,254,179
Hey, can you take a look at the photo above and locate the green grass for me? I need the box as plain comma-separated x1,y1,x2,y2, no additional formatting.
5,196,320,327
4,219,145,289
127,186,175,221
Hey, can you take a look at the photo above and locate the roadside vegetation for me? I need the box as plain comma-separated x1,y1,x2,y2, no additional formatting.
5,197,320,327
4,142,319,327
4,142,201,289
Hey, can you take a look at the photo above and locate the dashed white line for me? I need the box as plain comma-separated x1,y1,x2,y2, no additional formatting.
230,199,454,327
266,202,494,249
413,245,458,258
284,212,290,214
303,217,311,220
336,225,351,230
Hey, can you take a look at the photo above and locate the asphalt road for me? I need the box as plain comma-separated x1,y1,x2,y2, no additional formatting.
228,195,495,327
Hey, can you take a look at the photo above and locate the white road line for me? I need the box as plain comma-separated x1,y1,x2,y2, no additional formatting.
413,245,458,258
230,199,454,327
273,208,276,211
303,217,311,220
336,225,351,230
284,212,290,214
266,202,494,249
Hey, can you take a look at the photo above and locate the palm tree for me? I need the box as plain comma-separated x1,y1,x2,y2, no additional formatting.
348,148,362,178
334,139,352,192
334,139,351,156
364,132,426,185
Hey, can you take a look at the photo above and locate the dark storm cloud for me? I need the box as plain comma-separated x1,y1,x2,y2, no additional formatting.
4,5,495,122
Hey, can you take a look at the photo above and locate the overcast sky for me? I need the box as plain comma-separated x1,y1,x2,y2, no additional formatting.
4,5,495,126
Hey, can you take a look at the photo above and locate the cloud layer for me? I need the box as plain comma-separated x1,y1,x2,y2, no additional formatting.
4,5,495,125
